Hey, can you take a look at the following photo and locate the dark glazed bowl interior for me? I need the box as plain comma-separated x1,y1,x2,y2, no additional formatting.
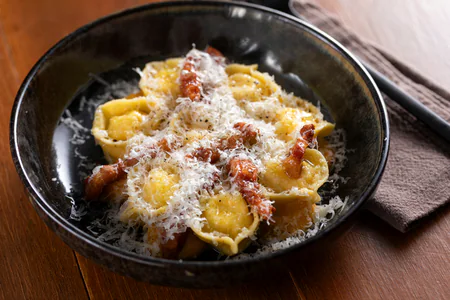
10,1,389,288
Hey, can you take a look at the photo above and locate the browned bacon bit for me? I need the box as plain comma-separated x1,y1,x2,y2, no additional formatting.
205,46,225,64
283,124,316,179
233,122,259,146
100,178,128,204
84,163,127,201
228,157,258,182
205,46,224,58
180,53,201,102
228,157,275,220
218,122,260,150
85,138,175,201
186,147,221,164
180,47,224,102
300,124,315,144
139,137,178,156
157,137,173,153
187,122,259,163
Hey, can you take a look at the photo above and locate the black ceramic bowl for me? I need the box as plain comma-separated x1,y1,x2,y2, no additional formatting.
10,1,389,288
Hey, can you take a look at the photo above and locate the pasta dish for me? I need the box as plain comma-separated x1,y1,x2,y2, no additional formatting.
83,47,340,259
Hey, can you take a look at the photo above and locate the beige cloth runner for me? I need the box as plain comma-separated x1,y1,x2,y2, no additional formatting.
289,0,450,232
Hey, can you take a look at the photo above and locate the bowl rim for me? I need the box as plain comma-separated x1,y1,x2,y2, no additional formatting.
9,0,389,268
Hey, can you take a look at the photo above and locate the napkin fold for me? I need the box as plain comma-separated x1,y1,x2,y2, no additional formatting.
290,0,450,232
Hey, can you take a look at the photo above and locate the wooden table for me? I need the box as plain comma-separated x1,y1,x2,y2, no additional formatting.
1,1,449,299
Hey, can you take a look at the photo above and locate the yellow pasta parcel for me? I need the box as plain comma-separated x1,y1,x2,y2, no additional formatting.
261,149,329,193
263,188,319,239
119,167,179,225
139,58,182,101
274,107,335,141
226,63,280,102
191,191,260,256
92,96,160,162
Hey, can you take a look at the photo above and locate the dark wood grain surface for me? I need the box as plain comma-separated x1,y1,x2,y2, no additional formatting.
1,0,449,299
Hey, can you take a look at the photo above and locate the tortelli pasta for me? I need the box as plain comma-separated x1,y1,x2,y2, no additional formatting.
84,47,336,259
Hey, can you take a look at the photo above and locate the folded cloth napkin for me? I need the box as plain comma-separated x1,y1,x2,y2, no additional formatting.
290,0,450,232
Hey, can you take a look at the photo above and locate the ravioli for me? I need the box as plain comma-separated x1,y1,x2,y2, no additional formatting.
261,149,329,193
92,97,160,162
139,58,182,100
192,192,260,256
226,64,279,102
84,47,343,259
119,167,179,224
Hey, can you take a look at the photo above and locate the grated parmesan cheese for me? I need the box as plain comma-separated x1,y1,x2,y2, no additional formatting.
65,48,350,259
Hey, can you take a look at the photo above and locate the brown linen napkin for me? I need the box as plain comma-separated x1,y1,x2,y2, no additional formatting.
290,0,450,232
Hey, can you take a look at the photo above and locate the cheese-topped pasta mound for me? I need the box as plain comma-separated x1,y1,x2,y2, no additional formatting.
84,47,338,259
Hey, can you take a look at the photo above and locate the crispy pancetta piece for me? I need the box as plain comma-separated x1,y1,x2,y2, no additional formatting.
180,46,225,101
180,52,202,101
228,157,275,220
187,122,260,163
283,124,316,179
187,147,221,164
205,46,224,64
